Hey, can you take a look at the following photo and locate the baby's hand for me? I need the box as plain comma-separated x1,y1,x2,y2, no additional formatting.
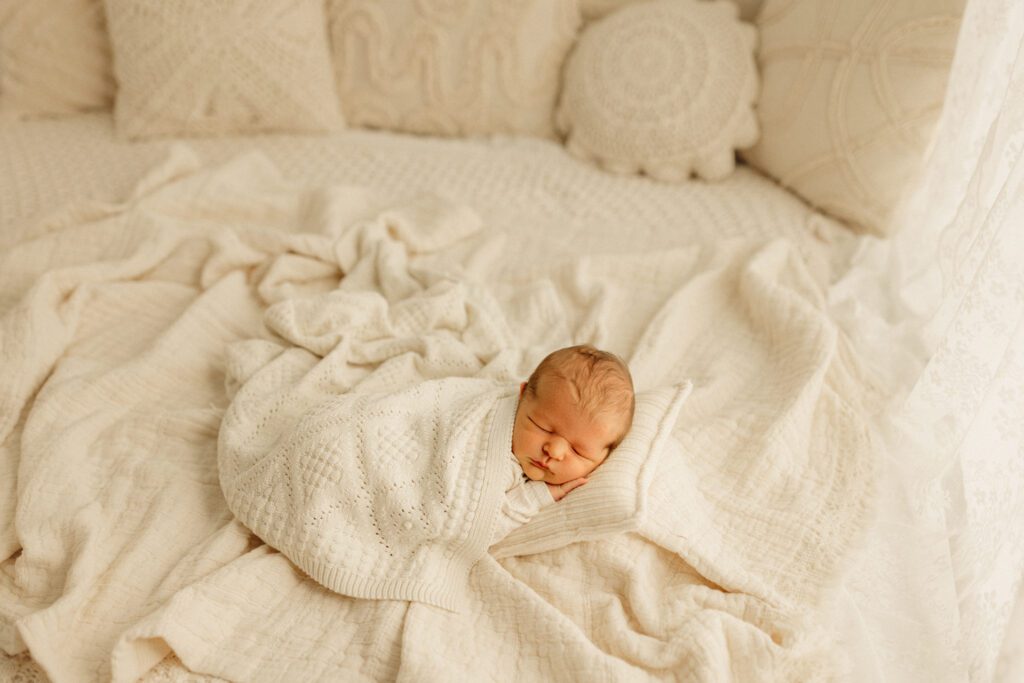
547,477,588,502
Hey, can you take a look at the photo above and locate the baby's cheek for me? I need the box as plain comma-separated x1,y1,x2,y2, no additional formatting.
510,424,526,453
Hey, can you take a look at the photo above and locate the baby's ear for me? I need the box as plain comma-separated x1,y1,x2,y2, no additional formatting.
519,382,528,398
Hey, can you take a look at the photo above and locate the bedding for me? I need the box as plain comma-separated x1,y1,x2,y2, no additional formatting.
327,0,579,138
0,0,113,120
557,0,760,181
743,0,966,235
103,0,344,140
0,113,854,279
220,377,520,614
0,136,879,681
2,0,1017,679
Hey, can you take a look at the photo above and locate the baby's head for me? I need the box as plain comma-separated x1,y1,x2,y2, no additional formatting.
511,345,635,485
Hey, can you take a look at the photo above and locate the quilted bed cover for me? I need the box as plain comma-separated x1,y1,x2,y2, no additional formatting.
0,115,917,682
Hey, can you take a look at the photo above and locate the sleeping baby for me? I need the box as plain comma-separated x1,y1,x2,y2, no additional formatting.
493,344,635,543
219,343,634,612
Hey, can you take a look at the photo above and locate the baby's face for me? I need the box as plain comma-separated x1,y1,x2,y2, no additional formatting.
511,378,625,486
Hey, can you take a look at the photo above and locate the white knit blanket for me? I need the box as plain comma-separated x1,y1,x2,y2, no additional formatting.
0,148,880,682
219,377,516,612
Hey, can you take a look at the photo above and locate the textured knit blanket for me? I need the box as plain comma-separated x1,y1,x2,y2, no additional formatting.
0,148,880,682
219,378,516,612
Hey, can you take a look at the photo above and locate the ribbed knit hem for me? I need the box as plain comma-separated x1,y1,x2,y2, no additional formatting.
300,558,467,613
525,480,555,508
458,390,519,569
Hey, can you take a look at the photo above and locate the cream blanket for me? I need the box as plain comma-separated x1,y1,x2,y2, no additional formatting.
219,377,516,613
0,148,879,682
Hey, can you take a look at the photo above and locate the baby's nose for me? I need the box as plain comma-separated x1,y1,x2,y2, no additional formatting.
545,439,567,460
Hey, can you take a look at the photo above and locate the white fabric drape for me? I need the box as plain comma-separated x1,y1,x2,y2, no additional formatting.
830,0,1024,680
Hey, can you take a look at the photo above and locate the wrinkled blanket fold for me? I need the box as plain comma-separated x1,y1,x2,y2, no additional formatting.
0,147,879,682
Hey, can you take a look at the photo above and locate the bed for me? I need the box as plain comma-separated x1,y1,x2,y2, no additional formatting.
2,0,1021,681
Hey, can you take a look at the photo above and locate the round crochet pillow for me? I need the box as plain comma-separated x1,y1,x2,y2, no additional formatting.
556,0,760,182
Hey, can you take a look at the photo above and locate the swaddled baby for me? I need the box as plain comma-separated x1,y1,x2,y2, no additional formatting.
494,345,635,543
219,344,634,612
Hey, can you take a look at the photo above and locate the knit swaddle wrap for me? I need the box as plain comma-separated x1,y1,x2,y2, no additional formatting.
218,378,517,612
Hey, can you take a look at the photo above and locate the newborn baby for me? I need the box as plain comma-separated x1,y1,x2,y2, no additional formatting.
220,342,634,612
492,345,635,543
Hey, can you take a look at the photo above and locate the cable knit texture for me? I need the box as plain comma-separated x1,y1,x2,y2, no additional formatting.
557,0,760,182
103,0,344,140
327,0,579,139
219,378,516,612
741,0,965,235
0,0,114,119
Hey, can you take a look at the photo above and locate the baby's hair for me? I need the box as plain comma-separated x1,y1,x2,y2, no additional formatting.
525,345,635,446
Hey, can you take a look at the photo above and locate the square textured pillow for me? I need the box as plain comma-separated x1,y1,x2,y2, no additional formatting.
327,0,580,139
489,381,693,559
103,0,345,140
0,0,114,120
742,0,965,235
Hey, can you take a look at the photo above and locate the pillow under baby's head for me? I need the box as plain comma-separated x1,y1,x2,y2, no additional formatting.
511,344,635,486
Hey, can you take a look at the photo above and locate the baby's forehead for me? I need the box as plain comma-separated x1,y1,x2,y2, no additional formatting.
535,375,630,428
569,400,632,447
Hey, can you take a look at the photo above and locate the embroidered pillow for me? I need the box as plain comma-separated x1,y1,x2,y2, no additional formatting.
556,0,760,182
326,0,580,139
490,381,693,558
103,0,345,140
0,0,114,119
741,0,965,235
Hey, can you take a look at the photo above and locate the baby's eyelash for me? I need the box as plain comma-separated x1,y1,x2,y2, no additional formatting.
528,416,589,457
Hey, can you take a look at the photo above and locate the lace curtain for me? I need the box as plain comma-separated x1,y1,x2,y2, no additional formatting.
831,0,1024,680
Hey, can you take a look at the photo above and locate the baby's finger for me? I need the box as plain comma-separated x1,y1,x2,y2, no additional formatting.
564,477,588,492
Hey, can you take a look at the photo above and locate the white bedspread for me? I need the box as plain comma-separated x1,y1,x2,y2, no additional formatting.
0,148,879,682
0,113,858,287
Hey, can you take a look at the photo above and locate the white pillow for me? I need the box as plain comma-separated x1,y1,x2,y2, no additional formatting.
556,0,760,182
0,0,114,119
742,0,965,235
489,381,693,559
326,0,580,139
103,0,345,140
